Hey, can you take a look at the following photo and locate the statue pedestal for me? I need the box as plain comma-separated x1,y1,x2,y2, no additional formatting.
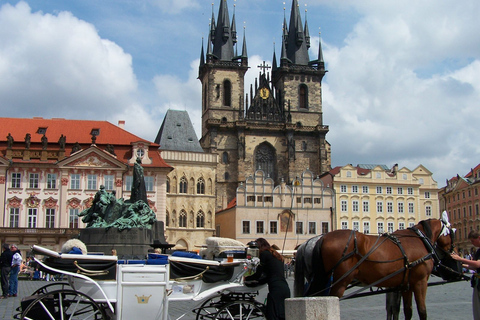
79,221,168,259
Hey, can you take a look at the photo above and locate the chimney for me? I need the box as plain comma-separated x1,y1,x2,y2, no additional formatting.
118,120,125,129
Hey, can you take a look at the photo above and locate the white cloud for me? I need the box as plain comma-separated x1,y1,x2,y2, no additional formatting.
0,2,137,120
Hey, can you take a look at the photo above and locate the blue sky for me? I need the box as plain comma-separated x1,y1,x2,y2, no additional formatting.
1,0,479,185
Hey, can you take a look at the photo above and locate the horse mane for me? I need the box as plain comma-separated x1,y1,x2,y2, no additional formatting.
419,219,433,239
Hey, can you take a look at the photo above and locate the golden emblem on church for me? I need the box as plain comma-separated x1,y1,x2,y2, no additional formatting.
259,87,269,99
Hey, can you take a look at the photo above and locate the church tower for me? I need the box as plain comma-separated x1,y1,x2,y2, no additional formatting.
199,0,331,211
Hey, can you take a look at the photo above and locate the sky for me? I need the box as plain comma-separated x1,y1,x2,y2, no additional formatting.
0,0,479,186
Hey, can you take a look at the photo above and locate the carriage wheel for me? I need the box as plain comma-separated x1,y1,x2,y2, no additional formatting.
20,289,107,320
214,300,265,320
195,294,223,320
31,282,72,295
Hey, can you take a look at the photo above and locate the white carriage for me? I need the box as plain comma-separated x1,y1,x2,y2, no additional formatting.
16,244,266,320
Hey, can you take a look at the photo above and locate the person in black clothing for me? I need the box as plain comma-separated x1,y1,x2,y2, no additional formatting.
0,243,13,299
245,238,290,320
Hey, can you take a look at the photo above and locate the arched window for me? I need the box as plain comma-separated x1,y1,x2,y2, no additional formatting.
166,178,170,193
196,211,205,228
224,172,230,180
255,142,276,180
165,211,170,227
179,176,188,194
179,210,187,228
223,80,231,106
299,84,308,109
222,152,229,164
197,178,205,194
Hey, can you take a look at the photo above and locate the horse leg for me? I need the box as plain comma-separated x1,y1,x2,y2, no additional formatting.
386,291,401,320
401,290,413,320
412,280,428,320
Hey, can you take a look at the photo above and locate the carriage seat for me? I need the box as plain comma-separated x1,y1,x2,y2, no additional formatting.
32,245,117,281
168,255,241,283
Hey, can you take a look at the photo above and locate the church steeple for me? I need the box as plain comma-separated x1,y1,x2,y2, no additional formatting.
285,0,309,65
211,0,235,61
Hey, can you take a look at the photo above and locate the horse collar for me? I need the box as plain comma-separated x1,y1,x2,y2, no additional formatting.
408,226,441,264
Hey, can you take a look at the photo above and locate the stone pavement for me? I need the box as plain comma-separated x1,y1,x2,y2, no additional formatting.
0,276,474,319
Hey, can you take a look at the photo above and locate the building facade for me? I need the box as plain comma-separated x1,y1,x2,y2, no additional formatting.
216,169,335,250
441,164,480,253
320,164,439,234
156,110,217,251
199,0,331,212
0,117,172,256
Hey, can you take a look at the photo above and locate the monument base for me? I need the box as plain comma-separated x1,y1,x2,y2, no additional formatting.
79,221,168,259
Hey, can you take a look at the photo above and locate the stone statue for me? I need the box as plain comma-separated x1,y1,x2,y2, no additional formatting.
6,133,13,149
58,134,66,150
41,134,48,150
25,133,31,149
106,144,116,156
79,158,156,231
71,142,81,154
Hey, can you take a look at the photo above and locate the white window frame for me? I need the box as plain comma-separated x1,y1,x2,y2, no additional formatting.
308,222,316,235
29,173,39,189
145,176,154,192
341,221,348,230
340,185,347,193
47,173,57,189
352,200,359,212
11,172,21,188
70,174,81,190
352,185,358,193
104,175,114,191
242,220,251,234
256,220,265,234
363,222,370,234
269,221,278,234
341,200,348,212
377,201,383,213
387,222,394,233
87,174,97,190
377,222,384,234
363,201,369,212
352,221,359,231
28,208,37,228
296,221,304,235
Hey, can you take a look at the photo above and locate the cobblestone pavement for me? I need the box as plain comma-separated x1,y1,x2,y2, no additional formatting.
0,276,473,319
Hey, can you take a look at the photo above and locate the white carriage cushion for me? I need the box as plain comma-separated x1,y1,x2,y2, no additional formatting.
199,237,246,259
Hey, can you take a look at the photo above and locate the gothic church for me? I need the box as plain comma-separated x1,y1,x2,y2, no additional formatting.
199,0,332,211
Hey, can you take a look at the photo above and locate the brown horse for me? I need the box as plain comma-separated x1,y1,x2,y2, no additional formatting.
294,218,460,320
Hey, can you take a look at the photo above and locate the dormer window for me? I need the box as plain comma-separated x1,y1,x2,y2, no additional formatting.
37,127,47,134
136,148,145,158
90,129,100,136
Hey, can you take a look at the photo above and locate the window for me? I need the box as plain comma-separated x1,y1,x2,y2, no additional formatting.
341,200,348,212
352,186,358,193
87,174,97,190
125,176,133,191
346,171,352,177
377,222,384,234
352,200,359,212
386,187,392,194
28,208,37,228
45,173,56,189
179,211,187,228
70,174,81,189
223,80,231,106
363,222,370,234
196,211,205,228
247,195,255,202
179,177,188,194
296,221,303,234
377,201,383,213
408,222,415,228
398,202,404,213
353,221,359,231
197,178,205,194
299,84,308,109
242,221,251,234
9,208,19,228
104,175,114,191
309,222,316,234
222,152,229,164
166,178,170,193
256,221,264,233
255,142,276,181
340,185,347,193
387,202,393,213
46,208,55,228
424,191,430,199
376,186,382,194
363,201,369,212
402,174,407,180
398,222,405,230
145,176,154,192
376,172,381,179
362,186,369,193
11,173,21,188
322,222,329,234
408,203,414,214
69,209,79,228
341,221,348,229
29,173,39,189
166,212,169,227
387,222,394,233
426,206,432,217
270,221,278,234
304,197,312,204
407,187,413,195
314,198,321,204
397,187,403,195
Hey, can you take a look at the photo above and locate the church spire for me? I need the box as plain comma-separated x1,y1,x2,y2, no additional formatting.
285,0,309,65
212,0,235,61
200,38,205,68
304,7,311,49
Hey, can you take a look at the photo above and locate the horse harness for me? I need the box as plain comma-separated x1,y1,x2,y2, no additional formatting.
329,221,454,300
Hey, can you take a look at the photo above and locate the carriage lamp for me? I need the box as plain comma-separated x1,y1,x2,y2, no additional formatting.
246,241,259,259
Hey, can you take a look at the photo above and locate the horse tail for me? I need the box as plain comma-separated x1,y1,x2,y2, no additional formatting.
294,242,306,297
305,236,331,296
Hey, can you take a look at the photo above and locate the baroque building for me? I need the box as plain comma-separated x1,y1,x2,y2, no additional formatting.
199,0,331,212
0,117,172,256
440,163,480,253
155,110,217,251
321,164,439,234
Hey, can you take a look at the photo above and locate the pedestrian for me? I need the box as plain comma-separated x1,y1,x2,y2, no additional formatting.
0,243,13,298
245,238,290,320
451,230,480,320
8,244,22,297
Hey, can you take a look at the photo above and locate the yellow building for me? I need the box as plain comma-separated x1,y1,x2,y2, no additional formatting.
321,164,439,234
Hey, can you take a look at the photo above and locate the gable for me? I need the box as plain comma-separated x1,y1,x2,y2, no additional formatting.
58,146,126,170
